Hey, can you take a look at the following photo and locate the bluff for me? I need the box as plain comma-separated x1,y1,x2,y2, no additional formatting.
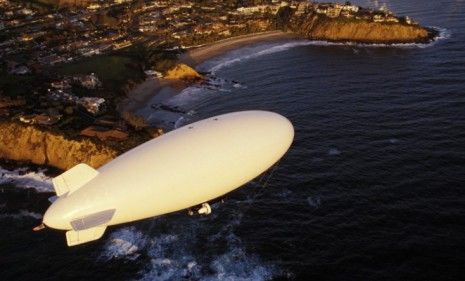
0,121,117,170
164,64,205,82
297,15,435,44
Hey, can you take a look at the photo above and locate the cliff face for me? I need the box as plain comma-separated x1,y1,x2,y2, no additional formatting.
0,121,118,170
298,15,434,44
164,64,204,81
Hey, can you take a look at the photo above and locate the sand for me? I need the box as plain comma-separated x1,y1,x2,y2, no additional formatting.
182,31,298,66
123,31,299,128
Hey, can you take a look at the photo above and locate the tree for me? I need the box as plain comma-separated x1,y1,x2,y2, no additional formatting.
275,6,293,31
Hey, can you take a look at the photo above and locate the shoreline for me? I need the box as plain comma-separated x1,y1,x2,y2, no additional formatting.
122,31,300,127
123,27,442,129
181,30,298,66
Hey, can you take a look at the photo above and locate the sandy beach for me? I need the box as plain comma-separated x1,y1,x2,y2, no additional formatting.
122,31,298,129
182,30,298,66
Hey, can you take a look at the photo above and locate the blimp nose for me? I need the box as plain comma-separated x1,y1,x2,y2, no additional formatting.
261,111,294,148
43,201,70,230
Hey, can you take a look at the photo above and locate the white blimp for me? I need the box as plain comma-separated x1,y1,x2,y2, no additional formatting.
37,110,294,246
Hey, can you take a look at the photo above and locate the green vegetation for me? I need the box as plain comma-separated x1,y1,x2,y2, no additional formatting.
275,6,293,31
125,42,183,73
0,71,47,97
50,55,144,94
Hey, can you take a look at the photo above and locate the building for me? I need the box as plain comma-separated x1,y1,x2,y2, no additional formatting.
19,113,62,126
77,97,106,115
342,4,359,13
373,14,384,22
237,5,279,15
78,73,102,89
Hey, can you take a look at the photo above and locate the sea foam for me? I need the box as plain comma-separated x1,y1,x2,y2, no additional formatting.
100,206,276,281
0,166,53,192
200,28,448,75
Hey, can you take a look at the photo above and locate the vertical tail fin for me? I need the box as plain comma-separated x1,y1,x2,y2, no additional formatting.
52,163,99,196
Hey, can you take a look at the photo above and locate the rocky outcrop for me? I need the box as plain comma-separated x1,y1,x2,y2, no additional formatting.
0,121,118,170
298,15,435,44
164,64,204,82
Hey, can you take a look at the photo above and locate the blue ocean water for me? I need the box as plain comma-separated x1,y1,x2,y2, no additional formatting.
1,0,464,280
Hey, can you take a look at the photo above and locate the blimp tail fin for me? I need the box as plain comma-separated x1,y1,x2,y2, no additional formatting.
52,163,99,197
66,226,106,246
65,209,115,246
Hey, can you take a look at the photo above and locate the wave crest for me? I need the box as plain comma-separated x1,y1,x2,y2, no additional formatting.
0,167,53,192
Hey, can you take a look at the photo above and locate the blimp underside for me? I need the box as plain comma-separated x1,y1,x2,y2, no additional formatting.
42,111,294,246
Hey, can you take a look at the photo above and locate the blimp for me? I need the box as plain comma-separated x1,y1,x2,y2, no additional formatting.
35,111,294,246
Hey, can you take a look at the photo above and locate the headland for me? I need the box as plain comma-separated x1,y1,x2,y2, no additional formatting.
0,1,441,170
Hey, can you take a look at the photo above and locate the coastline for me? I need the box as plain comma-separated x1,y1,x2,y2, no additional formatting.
123,25,441,126
122,31,299,126
181,30,298,66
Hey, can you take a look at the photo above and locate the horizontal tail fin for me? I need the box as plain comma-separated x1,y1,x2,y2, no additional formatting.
66,226,106,246
52,163,99,197
65,209,115,246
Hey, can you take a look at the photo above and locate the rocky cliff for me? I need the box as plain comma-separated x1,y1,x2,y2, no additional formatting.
297,15,435,44
0,121,118,170
164,64,205,82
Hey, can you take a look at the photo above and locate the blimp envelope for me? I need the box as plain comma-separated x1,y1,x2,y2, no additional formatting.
41,110,294,246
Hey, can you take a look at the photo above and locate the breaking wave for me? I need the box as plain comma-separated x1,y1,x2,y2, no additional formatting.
100,227,147,261
100,208,276,281
201,27,449,75
0,167,53,192
202,41,317,75
159,28,449,130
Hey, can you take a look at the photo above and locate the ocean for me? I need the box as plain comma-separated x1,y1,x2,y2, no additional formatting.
1,0,464,280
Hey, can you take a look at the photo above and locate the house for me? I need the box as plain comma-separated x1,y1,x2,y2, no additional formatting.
326,6,343,18
315,4,342,18
87,3,100,10
386,16,399,23
404,16,416,25
341,10,354,18
237,5,277,15
113,40,132,50
342,4,359,13
315,6,329,14
78,73,102,89
19,8,34,16
77,97,106,115
295,2,312,15
373,14,384,22
51,79,71,90
19,113,62,125
144,70,163,78
20,34,33,41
